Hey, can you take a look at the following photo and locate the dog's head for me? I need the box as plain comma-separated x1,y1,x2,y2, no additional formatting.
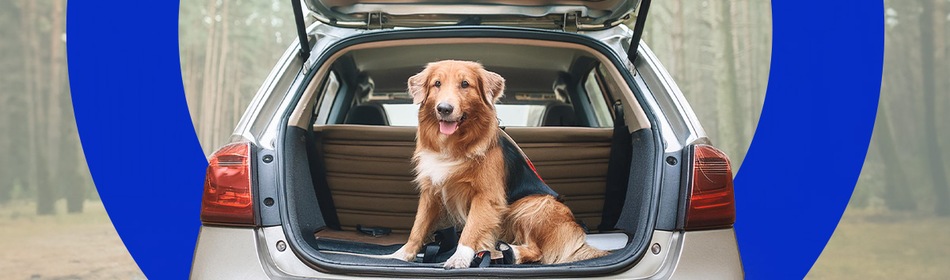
408,60,505,136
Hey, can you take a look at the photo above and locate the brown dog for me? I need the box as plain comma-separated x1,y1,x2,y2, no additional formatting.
388,60,608,269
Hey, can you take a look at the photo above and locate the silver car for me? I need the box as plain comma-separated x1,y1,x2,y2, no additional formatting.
191,0,742,278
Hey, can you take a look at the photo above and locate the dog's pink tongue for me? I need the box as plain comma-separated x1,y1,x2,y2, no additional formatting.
439,121,458,135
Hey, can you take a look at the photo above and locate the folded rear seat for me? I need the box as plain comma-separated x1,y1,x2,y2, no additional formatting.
311,124,614,240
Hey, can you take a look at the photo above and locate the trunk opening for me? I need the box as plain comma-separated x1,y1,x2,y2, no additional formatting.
275,27,664,277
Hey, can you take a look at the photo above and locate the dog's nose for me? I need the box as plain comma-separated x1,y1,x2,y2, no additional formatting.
437,103,454,116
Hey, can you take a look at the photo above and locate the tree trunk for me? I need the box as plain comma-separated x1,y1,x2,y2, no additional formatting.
716,0,745,166
47,0,65,200
199,0,220,153
212,0,231,149
20,0,55,215
64,130,85,214
673,0,685,79
0,2,15,203
875,103,916,211
920,0,950,216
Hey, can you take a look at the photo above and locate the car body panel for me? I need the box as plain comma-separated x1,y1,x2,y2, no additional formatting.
192,226,741,279
633,42,709,150
192,226,270,279
663,229,743,279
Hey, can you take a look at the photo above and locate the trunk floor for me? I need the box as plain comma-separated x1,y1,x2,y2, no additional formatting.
315,229,409,246
313,228,629,264
314,229,456,263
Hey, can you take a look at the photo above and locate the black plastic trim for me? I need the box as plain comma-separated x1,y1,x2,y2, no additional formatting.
256,148,282,226
627,0,652,64
274,26,668,278
249,143,262,226
654,150,682,231
675,145,696,230
290,0,311,61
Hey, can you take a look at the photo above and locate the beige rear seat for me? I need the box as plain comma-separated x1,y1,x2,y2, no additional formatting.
312,125,612,234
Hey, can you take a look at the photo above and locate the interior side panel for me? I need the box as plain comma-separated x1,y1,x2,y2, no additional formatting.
281,126,328,248
614,127,657,233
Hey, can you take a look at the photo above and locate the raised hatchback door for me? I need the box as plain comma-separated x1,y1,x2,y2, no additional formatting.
300,0,641,30
290,0,653,62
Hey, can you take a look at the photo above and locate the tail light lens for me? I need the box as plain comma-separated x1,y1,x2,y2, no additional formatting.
201,142,255,226
685,144,735,230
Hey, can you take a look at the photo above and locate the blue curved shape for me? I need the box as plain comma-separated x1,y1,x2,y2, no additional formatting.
66,1,205,279
734,1,883,279
66,0,882,278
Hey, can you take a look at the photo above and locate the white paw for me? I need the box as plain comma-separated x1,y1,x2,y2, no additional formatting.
510,245,521,264
387,245,416,262
443,245,475,269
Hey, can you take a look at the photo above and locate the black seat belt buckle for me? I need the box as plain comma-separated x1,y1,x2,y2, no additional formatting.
421,227,459,263
494,241,515,265
470,250,492,268
356,224,391,237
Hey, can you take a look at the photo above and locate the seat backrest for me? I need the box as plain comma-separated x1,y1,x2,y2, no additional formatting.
542,102,579,126
343,103,389,125
504,127,612,229
312,125,612,233
312,125,416,232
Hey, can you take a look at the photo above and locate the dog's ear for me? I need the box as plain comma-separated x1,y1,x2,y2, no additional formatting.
480,69,505,106
408,66,430,104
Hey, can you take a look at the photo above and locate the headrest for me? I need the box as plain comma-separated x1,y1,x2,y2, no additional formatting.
542,102,578,126
344,103,389,126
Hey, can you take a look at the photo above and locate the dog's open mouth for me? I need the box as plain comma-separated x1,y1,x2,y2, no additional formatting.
438,114,466,136
439,121,459,135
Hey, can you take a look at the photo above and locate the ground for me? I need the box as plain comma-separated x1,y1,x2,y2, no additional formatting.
806,209,950,279
0,200,145,280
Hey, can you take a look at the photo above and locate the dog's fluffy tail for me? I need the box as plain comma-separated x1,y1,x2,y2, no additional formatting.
570,243,609,262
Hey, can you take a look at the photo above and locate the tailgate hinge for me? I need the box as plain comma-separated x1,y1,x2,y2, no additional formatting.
562,12,579,32
366,12,383,29
561,12,580,33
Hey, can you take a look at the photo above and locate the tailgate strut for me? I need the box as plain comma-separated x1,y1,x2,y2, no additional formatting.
627,0,652,64
291,0,311,61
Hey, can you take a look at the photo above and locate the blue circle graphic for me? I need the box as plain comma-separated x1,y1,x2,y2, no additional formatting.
67,1,206,279
734,1,882,279
65,1,882,279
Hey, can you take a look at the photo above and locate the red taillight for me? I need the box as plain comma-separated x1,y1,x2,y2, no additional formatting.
201,142,255,226
685,144,735,230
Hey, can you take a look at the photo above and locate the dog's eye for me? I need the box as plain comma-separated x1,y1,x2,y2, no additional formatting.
461,81,470,88
434,81,441,88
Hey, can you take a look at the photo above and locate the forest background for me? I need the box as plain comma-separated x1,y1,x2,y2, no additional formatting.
0,0,947,278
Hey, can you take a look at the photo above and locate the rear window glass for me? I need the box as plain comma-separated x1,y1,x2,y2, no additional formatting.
584,70,614,127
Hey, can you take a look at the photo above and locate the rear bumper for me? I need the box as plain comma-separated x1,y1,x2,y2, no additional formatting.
191,226,742,279
191,226,270,279
660,228,744,279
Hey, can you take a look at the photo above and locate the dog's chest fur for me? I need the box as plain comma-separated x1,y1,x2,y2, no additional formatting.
414,150,465,187
414,150,476,225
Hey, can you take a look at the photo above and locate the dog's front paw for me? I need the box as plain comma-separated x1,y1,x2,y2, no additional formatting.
388,245,417,262
443,245,475,269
